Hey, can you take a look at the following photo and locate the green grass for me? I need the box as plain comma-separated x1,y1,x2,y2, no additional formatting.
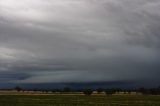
0,95,160,106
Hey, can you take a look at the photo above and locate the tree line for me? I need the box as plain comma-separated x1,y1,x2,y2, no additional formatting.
13,86,160,96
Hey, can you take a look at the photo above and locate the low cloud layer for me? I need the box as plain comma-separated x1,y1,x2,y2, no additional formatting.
0,0,160,87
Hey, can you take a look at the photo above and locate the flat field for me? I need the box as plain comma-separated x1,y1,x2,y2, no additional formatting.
0,95,160,106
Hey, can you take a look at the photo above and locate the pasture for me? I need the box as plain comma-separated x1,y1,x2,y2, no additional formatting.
0,95,160,106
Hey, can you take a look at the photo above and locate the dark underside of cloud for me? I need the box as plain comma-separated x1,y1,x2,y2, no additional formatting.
0,0,160,88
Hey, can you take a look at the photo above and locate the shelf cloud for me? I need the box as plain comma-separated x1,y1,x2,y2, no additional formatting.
0,0,160,87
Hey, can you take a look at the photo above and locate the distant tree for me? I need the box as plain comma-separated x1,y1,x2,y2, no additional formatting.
42,89,49,93
96,88,103,94
55,89,62,92
63,87,71,92
115,88,122,92
83,89,93,96
157,87,160,95
139,87,149,95
127,90,132,94
149,88,157,95
15,86,22,92
105,89,116,95
51,89,56,93
33,89,38,92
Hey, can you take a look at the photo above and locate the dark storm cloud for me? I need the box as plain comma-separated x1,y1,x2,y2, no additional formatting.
0,0,160,87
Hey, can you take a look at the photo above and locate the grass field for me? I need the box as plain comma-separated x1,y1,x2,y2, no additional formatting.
0,95,160,106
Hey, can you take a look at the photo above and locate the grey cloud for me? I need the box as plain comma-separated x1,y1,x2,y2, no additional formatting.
0,0,160,87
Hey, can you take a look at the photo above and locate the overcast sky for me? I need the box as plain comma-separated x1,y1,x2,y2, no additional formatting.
0,0,160,88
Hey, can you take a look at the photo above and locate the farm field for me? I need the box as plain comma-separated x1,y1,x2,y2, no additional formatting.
0,95,160,106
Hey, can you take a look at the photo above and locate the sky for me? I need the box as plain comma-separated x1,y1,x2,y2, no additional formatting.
0,0,160,88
